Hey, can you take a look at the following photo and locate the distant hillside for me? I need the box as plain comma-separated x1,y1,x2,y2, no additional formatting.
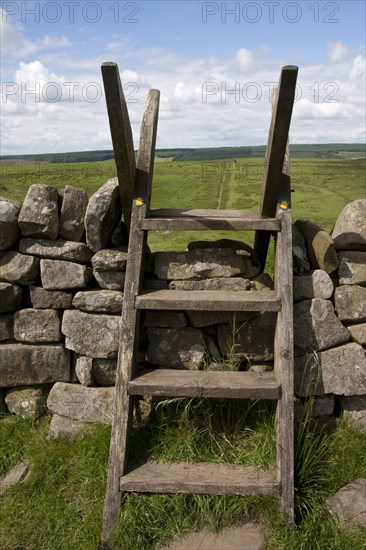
0,144,364,164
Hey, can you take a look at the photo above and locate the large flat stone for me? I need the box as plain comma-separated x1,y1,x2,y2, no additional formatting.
165,523,265,550
304,220,338,273
40,259,94,290
0,197,20,250
5,385,50,418
93,270,125,290
19,238,93,264
217,313,276,361
48,413,90,439
62,310,121,358
0,282,23,313
0,343,70,387
332,199,366,250
188,239,255,258
0,462,30,496
334,285,366,323
294,299,349,353
0,251,40,285
293,270,334,301
91,248,127,271
18,184,59,239
154,249,259,280
338,251,366,286
72,290,123,314
47,382,115,424
85,178,122,252
30,286,74,309
146,327,205,369
75,356,94,387
14,309,62,343
340,395,366,431
347,323,366,345
326,478,366,528
295,343,366,397
169,278,251,290
59,185,88,242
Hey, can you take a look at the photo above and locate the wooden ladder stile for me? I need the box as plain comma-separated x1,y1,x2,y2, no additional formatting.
101,63,298,547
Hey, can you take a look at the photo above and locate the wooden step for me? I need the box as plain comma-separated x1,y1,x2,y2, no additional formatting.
141,209,280,231
135,289,281,311
120,461,280,495
128,369,281,399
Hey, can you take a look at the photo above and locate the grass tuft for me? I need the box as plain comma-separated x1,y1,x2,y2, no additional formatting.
1,409,366,549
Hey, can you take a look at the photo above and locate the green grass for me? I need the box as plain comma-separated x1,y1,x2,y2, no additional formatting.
1,156,365,547
2,156,363,273
1,411,365,550
1,157,364,230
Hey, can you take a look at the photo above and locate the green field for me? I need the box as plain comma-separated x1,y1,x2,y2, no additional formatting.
1,157,365,256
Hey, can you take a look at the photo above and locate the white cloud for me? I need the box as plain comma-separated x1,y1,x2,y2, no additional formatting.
0,8,73,58
349,55,365,80
327,42,352,63
39,35,73,48
1,44,365,154
15,60,65,88
0,8,37,57
234,48,254,71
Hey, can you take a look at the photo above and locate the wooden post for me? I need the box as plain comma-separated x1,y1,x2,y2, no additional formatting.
274,145,294,522
101,62,136,233
254,65,298,271
102,89,160,548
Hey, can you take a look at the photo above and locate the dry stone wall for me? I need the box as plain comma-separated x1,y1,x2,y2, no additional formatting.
0,182,365,435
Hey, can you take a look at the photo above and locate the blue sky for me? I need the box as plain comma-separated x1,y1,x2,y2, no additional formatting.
1,0,365,154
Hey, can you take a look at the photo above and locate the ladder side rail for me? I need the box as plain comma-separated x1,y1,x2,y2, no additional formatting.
274,145,295,522
254,65,298,270
102,88,160,547
101,62,136,233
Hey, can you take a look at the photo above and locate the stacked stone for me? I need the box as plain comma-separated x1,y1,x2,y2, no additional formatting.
0,180,127,429
144,239,275,372
1,180,365,436
293,199,366,431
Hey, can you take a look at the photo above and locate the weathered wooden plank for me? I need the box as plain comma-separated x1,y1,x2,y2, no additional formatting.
259,67,298,217
141,210,279,231
128,369,281,399
254,66,298,269
274,152,295,522
120,461,280,495
135,289,281,312
102,89,160,547
101,62,136,233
